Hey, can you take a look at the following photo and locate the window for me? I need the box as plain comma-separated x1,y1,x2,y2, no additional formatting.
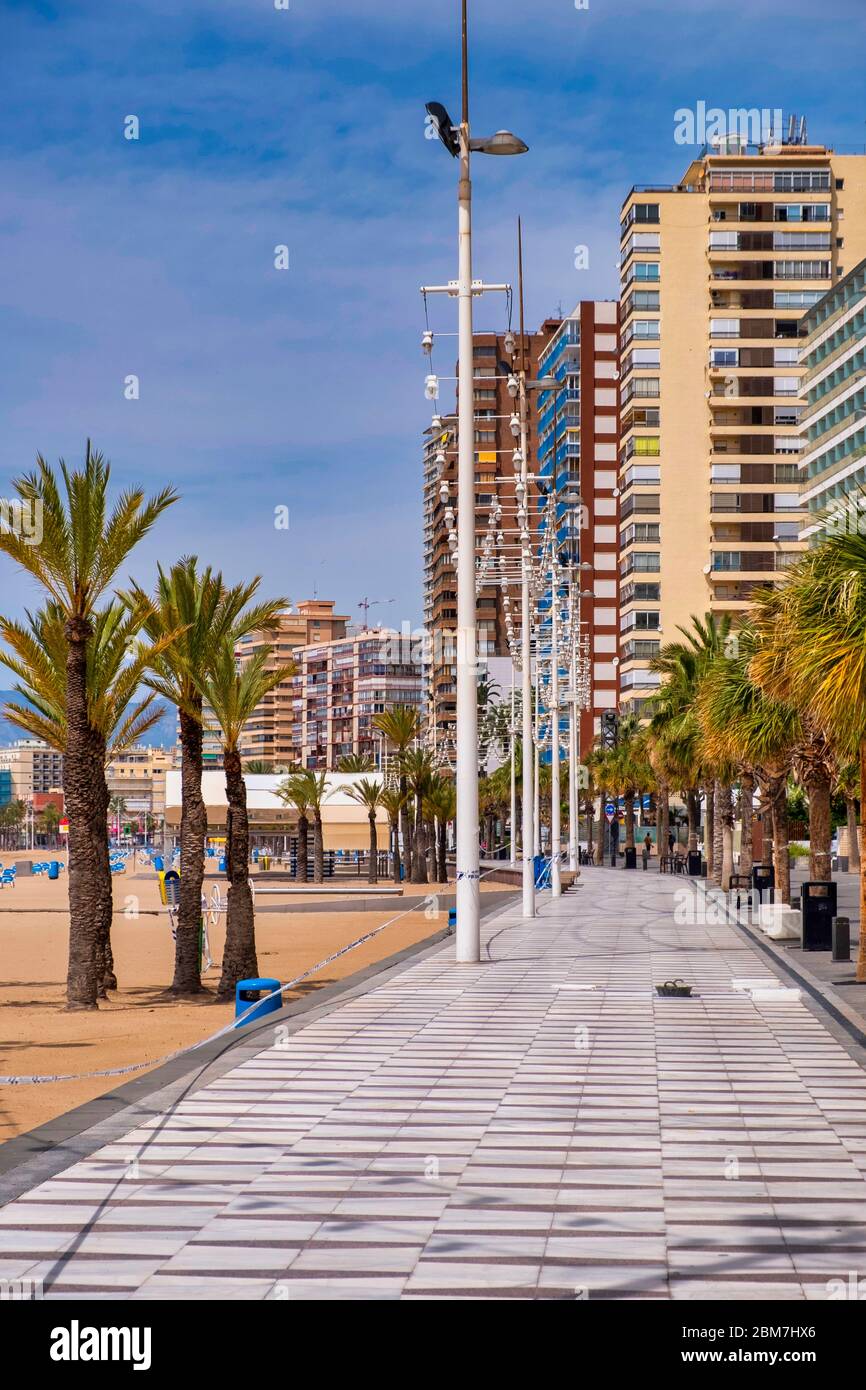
774,260,830,279
634,262,660,282
710,317,740,338
711,349,739,367
620,202,660,238
709,231,738,250
774,290,822,308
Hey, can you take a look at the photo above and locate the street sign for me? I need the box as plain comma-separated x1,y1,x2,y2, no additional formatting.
59,817,69,836
605,802,616,824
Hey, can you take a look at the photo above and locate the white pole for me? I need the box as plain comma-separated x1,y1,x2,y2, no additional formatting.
551,563,562,897
509,675,516,867
454,7,480,963
533,679,541,857
518,226,535,919
568,568,579,872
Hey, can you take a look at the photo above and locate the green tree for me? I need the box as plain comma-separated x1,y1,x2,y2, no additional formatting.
198,642,294,997
347,778,383,884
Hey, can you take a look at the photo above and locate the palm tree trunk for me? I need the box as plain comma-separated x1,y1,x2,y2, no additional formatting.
594,790,605,865
173,705,207,994
769,778,790,906
805,769,832,882
218,749,258,997
94,749,115,997
710,781,723,886
390,818,402,884
411,800,427,884
297,813,309,882
657,782,670,867
624,792,635,850
739,772,754,876
426,819,437,881
719,783,734,891
705,781,715,879
367,810,378,885
858,740,866,982
847,795,860,875
63,617,101,1010
313,810,324,883
687,789,700,852
437,819,448,884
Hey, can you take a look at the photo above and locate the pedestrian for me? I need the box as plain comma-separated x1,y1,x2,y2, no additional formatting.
668,829,675,855
642,832,652,871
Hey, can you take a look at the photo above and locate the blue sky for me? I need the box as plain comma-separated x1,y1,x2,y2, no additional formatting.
1,0,864,631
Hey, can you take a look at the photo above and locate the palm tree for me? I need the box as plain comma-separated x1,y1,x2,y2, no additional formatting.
337,753,374,773
277,774,312,882
0,446,177,1008
698,626,799,905
198,642,294,998
373,705,420,871
426,776,456,883
402,747,434,884
347,778,383,884
124,560,286,995
42,801,61,847
379,782,408,884
0,597,172,995
108,794,128,842
244,759,274,774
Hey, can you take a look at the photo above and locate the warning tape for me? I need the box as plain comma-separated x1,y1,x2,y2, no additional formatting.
0,863,503,1086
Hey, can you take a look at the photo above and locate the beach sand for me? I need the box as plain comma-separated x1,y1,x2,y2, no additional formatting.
0,854,513,1141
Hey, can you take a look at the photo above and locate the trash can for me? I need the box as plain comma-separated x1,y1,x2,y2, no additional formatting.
48,860,59,880
218,857,227,872
260,854,271,872
153,855,164,873
624,846,637,870
533,855,546,887
448,908,456,933
234,978,282,1028
801,880,837,951
687,850,702,876
752,863,775,901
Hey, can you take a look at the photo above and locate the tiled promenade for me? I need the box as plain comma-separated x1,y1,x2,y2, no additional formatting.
3,869,866,1300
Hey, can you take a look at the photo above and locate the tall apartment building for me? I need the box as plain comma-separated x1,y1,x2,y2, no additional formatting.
0,740,64,803
798,256,866,533
422,323,560,749
537,303,620,751
288,628,422,770
618,129,866,715
231,600,349,765
105,746,176,823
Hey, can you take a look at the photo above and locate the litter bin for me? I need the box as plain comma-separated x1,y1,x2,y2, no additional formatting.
752,863,775,902
533,855,546,887
153,856,164,873
48,860,59,880
687,850,702,876
801,880,837,951
624,846,637,870
234,978,281,1028
448,908,456,933
260,854,271,872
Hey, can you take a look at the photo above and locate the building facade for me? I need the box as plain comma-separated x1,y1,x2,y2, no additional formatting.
422,323,560,752
537,303,621,750
288,628,422,770
617,132,866,716
0,740,64,803
229,600,349,766
105,746,177,825
798,257,866,533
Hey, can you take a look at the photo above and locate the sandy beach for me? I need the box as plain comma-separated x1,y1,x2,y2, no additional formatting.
0,853,514,1141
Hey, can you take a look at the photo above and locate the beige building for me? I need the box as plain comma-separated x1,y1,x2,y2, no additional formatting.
618,130,866,715
105,746,176,823
233,600,349,765
0,740,64,802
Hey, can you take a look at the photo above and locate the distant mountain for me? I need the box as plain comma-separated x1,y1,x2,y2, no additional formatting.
0,690,178,748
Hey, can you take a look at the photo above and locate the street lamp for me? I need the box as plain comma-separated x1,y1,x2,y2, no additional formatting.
427,0,528,964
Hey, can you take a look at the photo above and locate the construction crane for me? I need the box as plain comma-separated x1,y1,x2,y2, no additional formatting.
358,597,395,629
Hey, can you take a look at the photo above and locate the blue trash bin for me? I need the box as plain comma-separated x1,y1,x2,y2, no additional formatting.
448,908,456,933
235,978,282,1028
533,854,546,888
153,855,164,873
219,857,227,872
48,860,59,880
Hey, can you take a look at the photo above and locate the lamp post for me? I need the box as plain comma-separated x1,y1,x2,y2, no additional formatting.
509,674,517,868
550,558,562,898
426,1,528,963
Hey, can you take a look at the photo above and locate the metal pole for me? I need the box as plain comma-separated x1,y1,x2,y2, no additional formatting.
509,674,516,867
568,567,579,873
454,0,480,962
533,679,541,856
518,220,535,918
550,561,562,897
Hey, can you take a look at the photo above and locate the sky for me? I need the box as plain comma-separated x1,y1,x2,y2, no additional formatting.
1,0,865,634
